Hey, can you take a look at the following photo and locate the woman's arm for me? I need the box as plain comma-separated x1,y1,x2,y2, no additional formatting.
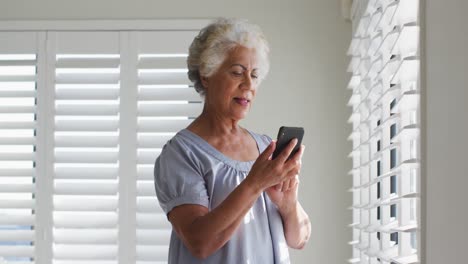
168,178,262,259
265,144,311,249
279,201,311,249
167,139,300,259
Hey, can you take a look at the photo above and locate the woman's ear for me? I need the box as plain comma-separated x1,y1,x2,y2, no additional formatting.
201,75,209,90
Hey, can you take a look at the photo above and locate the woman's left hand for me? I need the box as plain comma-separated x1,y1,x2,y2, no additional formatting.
266,175,299,214
265,144,311,249
266,144,304,215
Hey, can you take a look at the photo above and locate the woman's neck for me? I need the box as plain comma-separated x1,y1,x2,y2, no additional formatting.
188,110,243,138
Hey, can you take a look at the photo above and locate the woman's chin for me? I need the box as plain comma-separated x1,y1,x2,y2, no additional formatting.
230,111,249,121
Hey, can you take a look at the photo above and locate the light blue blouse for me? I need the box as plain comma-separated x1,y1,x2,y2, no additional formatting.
154,128,290,264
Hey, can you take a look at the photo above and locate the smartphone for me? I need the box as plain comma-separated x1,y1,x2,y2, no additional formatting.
272,126,304,160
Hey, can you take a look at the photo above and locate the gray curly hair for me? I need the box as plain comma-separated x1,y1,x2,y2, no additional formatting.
187,18,270,96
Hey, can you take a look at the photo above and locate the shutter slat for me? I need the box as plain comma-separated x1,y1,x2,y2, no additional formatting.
0,183,34,193
137,134,172,148
138,57,187,69
54,212,117,228
137,166,155,181
137,198,163,213
54,229,118,244
136,261,166,264
0,105,35,113
138,72,189,85
0,121,36,129
56,73,119,84
53,244,117,260
137,149,161,165
55,135,118,148
391,57,419,85
55,166,118,180
138,103,202,117
55,150,118,163
136,245,169,261
55,120,119,131
0,199,34,209
137,119,191,133
392,24,419,57
56,58,120,68
137,181,157,197
0,59,36,66
138,87,201,101
0,90,36,97
54,182,117,195
136,214,168,229
395,90,419,112
0,230,35,242
56,88,119,100
391,254,418,264
54,197,117,211
0,136,35,145
0,214,34,225
136,229,171,245
0,75,36,82
55,261,116,264
55,103,119,116
0,245,34,257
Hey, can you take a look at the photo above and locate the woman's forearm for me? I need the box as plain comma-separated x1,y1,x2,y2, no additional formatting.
280,202,311,249
182,178,263,258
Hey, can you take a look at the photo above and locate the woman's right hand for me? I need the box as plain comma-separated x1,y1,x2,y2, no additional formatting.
246,139,301,192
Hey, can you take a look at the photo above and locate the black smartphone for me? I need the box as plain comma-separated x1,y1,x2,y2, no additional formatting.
272,126,304,160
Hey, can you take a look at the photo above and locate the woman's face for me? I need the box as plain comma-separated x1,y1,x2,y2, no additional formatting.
202,45,260,121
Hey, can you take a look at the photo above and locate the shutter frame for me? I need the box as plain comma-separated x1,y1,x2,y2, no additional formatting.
347,0,421,263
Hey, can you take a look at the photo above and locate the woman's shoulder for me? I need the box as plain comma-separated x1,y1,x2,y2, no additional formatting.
157,129,203,164
245,128,272,152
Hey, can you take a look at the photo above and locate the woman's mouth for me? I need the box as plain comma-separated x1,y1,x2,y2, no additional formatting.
234,97,250,106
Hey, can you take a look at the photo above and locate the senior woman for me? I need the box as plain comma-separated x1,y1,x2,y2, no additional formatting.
154,18,311,263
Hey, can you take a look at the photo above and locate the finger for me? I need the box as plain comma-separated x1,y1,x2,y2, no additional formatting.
275,182,283,191
291,144,305,160
298,144,305,158
285,144,304,169
285,165,301,179
277,138,298,163
259,140,276,161
281,180,290,192
288,175,298,190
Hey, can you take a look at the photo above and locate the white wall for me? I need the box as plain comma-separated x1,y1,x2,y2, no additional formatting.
1,1,352,263
424,0,468,263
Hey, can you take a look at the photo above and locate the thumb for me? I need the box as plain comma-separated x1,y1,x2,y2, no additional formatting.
259,140,276,161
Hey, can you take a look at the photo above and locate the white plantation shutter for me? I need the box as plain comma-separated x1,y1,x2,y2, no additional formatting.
49,32,121,264
133,31,202,264
0,32,41,263
0,21,206,264
347,1,420,264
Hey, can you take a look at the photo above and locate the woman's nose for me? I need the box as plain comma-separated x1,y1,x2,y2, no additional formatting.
241,74,254,90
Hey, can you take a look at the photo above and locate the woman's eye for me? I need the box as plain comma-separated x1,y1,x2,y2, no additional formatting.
232,71,242,76
251,74,259,79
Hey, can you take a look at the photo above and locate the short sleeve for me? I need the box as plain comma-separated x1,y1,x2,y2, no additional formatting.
154,139,209,215
258,134,273,153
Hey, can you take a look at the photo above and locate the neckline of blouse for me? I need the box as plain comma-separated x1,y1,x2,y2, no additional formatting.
178,128,261,172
